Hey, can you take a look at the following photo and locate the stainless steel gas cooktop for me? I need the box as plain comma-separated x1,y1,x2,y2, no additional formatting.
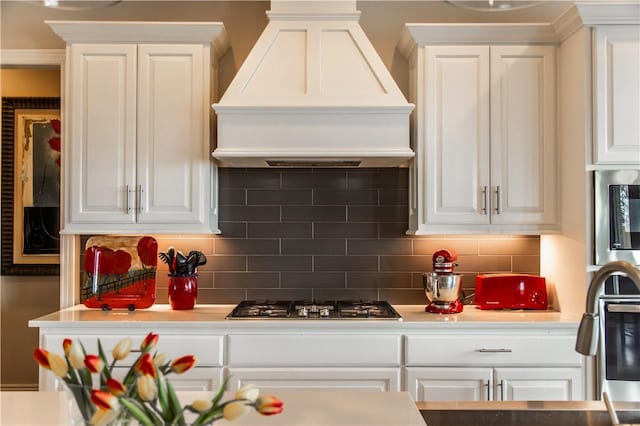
226,300,402,320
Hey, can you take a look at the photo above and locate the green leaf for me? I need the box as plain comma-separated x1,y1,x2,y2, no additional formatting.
156,372,170,420
119,398,155,426
210,377,230,408
166,380,186,426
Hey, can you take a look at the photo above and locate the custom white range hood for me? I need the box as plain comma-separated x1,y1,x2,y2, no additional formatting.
212,0,414,167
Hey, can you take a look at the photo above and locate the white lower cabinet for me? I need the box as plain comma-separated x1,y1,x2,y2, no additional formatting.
406,366,582,401
404,333,584,402
39,333,224,392
226,368,400,392
226,333,402,392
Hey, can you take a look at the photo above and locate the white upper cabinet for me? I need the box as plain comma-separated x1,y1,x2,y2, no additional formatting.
48,22,228,234
593,25,640,164
400,25,558,234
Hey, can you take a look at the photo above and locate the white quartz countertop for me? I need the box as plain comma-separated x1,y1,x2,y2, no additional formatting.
0,390,426,426
29,304,581,331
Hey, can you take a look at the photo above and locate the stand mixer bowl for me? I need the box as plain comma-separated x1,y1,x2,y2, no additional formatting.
423,272,463,304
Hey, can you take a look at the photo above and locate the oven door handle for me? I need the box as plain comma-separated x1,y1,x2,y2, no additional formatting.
607,304,640,313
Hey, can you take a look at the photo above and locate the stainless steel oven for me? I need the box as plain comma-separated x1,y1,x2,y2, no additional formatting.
595,170,640,265
599,276,640,401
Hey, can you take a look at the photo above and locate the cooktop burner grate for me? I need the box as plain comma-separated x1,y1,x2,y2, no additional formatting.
226,300,402,320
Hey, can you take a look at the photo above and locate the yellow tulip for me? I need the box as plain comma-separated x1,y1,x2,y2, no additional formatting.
235,384,259,403
223,400,251,421
153,352,168,367
136,375,157,401
67,341,85,370
190,399,213,413
48,352,68,378
90,408,120,426
112,337,132,361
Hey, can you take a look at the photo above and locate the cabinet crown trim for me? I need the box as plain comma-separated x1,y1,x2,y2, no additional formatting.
45,21,229,49
399,23,558,56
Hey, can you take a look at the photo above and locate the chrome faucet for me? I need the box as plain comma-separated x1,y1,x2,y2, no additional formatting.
575,260,640,356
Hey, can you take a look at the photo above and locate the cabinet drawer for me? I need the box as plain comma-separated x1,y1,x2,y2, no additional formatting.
405,335,581,367
43,334,223,367
228,334,401,367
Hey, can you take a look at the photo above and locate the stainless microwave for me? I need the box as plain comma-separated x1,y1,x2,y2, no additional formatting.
595,169,640,265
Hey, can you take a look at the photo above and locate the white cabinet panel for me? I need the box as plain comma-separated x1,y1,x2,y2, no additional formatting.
495,367,583,401
593,25,640,164
423,46,490,225
137,44,206,225
227,367,401,392
491,45,556,225
406,367,491,401
68,44,137,224
228,334,401,367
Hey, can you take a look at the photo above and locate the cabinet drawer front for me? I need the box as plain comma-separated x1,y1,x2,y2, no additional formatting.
43,334,223,366
405,335,581,366
228,334,401,367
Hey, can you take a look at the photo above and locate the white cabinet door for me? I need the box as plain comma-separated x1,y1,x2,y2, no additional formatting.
593,25,640,164
491,45,556,225
64,40,213,233
495,367,583,401
227,368,401,392
406,367,492,401
423,46,490,225
68,44,137,225
137,44,208,226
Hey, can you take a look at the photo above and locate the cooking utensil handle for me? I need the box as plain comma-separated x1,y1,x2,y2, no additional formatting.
137,184,143,214
476,348,513,353
494,186,501,214
482,186,488,215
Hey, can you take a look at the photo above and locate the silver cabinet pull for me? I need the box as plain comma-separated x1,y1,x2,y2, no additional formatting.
482,186,488,214
607,304,640,313
476,348,513,353
498,379,505,400
125,185,132,213
494,186,502,214
484,380,491,401
136,184,143,214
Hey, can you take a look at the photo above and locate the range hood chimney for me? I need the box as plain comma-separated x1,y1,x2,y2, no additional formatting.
212,0,414,167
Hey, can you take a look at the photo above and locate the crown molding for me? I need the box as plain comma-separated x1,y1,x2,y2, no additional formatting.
0,49,65,66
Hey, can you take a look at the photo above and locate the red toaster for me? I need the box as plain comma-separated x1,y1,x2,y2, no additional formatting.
474,274,548,310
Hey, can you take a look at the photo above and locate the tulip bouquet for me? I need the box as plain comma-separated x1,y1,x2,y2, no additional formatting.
34,332,283,425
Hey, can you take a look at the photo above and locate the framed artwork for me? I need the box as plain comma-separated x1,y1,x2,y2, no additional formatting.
1,97,61,275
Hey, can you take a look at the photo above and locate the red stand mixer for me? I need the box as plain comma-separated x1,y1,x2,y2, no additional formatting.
422,249,464,314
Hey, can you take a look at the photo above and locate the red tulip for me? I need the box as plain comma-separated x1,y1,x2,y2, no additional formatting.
135,353,156,378
140,332,158,352
85,354,104,373
170,355,196,374
50,119,61,134
62,338,72,356
48,136,61,152
34,348,50,369
137,237,158,267
91,389,119,410
256,396,284,416
106,378,126,396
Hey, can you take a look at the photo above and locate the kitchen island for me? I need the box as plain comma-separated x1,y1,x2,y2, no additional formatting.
0,389,427,425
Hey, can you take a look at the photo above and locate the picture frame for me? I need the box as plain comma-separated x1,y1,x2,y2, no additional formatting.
1,97,61,275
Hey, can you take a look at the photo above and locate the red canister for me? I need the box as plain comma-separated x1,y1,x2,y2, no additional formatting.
168,276,198,310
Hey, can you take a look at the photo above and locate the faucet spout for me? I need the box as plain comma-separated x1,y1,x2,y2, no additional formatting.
575,260,640,356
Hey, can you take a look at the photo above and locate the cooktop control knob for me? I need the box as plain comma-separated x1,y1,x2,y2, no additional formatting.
320,307,330,318
298,307,309,317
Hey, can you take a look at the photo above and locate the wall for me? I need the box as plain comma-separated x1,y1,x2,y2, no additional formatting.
79,168,541,306
0,68,61,390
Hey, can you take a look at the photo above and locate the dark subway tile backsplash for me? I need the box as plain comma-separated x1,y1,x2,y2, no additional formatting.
83,168,540,306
